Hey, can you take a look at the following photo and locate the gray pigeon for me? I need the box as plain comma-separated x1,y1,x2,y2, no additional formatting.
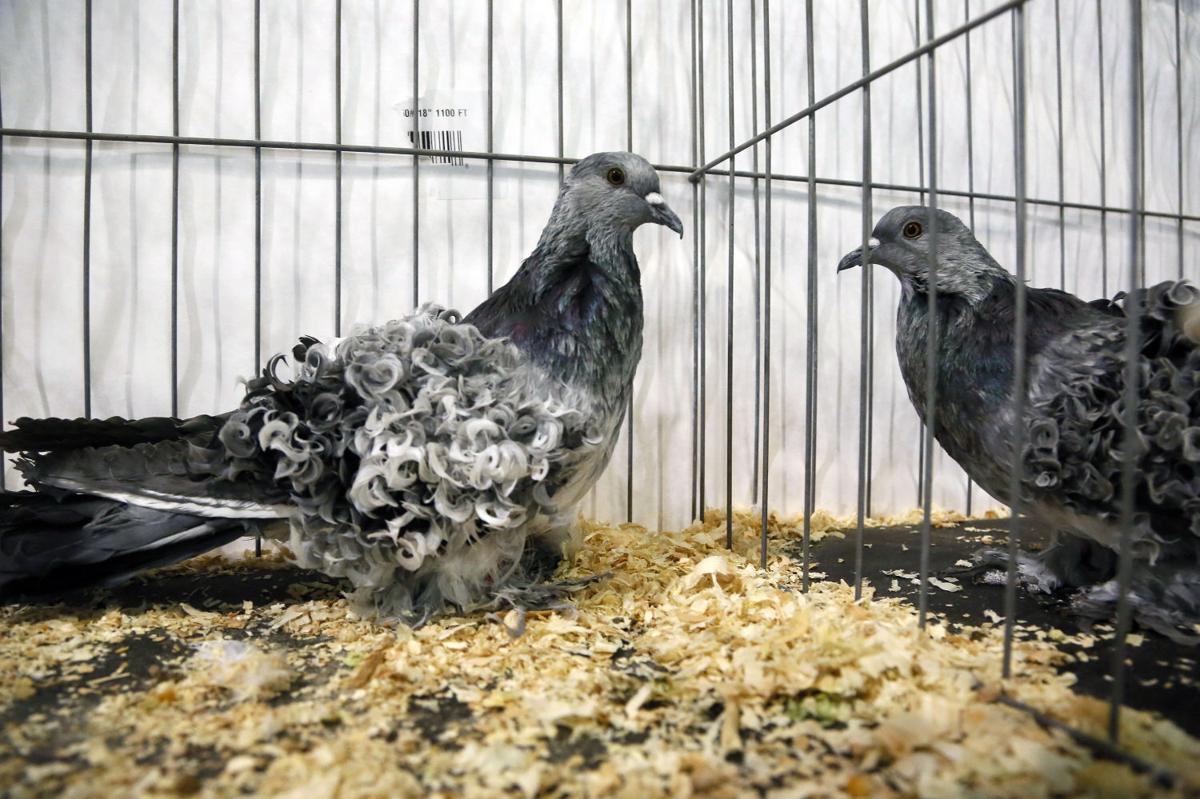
838,206,1200,642
0,152,682,624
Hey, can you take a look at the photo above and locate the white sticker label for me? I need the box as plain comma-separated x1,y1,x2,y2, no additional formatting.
400,90,492,200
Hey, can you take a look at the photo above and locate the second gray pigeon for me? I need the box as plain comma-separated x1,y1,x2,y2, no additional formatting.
0,152,683,625
839,206,1200,642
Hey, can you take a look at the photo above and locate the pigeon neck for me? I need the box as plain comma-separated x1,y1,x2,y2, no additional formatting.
467,210,644,414
900,246,1015,306
528,222,644,409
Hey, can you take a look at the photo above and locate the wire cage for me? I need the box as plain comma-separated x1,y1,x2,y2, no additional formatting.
0,0,1196,788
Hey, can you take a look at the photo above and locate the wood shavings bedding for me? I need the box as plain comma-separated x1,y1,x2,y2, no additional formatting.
1,510,1197,798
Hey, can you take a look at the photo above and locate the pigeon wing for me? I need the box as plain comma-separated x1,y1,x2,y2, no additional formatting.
1021,280,1200,545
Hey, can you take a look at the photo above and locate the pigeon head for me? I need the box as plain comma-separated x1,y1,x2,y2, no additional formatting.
837,205,1012,302
553,152,684,240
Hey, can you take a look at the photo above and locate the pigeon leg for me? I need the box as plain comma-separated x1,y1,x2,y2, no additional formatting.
946,532,1116,595
484,519,608,637
945,547,1063,594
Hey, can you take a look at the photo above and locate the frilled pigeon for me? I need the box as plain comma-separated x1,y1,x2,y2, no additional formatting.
0,152,683,624
839,206,1200,642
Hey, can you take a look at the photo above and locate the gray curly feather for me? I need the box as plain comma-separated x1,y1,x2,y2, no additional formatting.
203,305,604,619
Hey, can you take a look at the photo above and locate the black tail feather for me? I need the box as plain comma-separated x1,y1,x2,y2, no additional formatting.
0,491,255,600
0,414,226,454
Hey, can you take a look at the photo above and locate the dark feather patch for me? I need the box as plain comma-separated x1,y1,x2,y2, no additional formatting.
0,491,251,598
0,415,226,453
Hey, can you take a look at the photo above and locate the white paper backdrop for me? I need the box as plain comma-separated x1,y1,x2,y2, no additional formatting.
1,0,1197,532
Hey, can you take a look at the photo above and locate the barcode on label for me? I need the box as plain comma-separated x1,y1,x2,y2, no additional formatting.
407,130,466,166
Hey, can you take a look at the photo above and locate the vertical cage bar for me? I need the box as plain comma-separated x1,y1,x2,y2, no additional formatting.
691,0,704,521
1109,0,1144,743
1097,0,1109,295
963,0,976,515
801,0,818,592
914,0,927,506
1003,3,1029,679
486,0,494,295
1054,0,1065,291
917,0,939,629
758,0,772,570
170,0,180,417
335,0,343,336
863,2,877,522
696,0,708,522
411,0,420,304
556,0,564,185
1175,0,1185,279
724,0,736,551
913,0,926,208
625,0,635,525
865,293,875,520
749,0,762,508
83,0,93,418
370,0,381,311
853,0,872,601
254,0,262,373
0,32,5,488
253,0,263,557
626,1,633,150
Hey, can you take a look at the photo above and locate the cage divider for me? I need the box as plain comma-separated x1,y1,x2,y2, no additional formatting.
411,0,420,305
556,0,564,187
335,0,343,338
916,0,938,631
0,16,5,489
170,0,180,421
1175,0,1184,279
370,0,381,319
801,0,817,593
1109,0,1144,743
724,0,735,552
697,0,709,524
1097,0,1109,296
749,0,762,512
998,694,1174,788
626,0,635,526
3,125,1195,225
1054,0,1066,292
963,0,976,515
83,0,93,419
486,1,494,296
686,0,1027,184
853,0,871,602
757,0,772,571
914,0,926,510
691,0,705,523
1002,2,1029,680
254,0,263,558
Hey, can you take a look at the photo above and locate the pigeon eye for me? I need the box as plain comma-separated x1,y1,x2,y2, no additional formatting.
606,167,626,186
902,221,923,239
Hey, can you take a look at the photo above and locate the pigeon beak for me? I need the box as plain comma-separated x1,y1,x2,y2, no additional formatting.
837,237,879,272
837,248,863,273
645,192,685,238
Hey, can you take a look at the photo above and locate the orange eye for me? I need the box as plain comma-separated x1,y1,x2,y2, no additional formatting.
902,221,923,239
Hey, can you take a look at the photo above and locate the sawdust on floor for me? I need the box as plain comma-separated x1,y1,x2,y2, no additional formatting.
1,508,1196,799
